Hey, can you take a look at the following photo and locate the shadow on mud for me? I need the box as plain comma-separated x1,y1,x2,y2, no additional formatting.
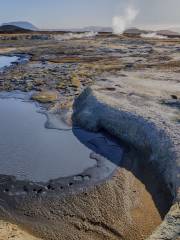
73,126,173,219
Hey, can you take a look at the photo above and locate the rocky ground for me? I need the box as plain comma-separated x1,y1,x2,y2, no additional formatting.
0,32,179,239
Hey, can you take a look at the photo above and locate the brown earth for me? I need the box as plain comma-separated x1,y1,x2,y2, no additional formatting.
0,220,41,240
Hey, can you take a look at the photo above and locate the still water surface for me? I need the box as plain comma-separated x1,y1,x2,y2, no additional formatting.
0,96,123,182
0,56,18,69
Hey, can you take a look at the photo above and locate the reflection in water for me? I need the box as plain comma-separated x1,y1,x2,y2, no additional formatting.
0,95,124,182
0,56,18,69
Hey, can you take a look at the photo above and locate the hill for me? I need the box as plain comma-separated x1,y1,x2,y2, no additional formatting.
2,21,38,31
0,25,32,33
124,28,148,35
156,30,180,37
82,26,112,32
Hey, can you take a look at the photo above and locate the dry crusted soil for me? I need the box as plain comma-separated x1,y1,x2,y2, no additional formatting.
0,33,179,240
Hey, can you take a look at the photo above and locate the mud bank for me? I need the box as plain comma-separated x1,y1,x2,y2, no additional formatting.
0,99,171,240
73,86,180,239
0,87,175,240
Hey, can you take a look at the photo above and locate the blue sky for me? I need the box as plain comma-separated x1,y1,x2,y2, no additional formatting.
0,0,180,30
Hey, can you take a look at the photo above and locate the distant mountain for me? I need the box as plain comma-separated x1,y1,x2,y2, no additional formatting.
124,28,148,35
0,25,32,33
81,26,112,32
123,28,180,38
156,30,180,37
2,21,38,31
42,26,112,33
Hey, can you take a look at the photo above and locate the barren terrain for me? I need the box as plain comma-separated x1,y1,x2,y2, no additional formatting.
0,32,179,239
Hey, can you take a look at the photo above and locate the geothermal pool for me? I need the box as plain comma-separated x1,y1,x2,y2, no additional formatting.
0,56,18,69
0,94,123,183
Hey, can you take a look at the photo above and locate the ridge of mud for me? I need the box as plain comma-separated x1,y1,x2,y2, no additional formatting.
73,86,180,239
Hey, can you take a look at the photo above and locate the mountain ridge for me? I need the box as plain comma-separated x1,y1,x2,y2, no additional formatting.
0,25,32,33
2,21,38,31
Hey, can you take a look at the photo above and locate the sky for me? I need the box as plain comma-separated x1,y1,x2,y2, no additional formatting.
0,0,180,30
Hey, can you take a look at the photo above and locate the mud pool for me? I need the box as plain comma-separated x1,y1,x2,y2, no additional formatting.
0,93,123,183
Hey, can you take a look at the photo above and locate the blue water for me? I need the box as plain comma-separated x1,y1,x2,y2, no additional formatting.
0,96,123,182
0,56,18,69
0,97,96,182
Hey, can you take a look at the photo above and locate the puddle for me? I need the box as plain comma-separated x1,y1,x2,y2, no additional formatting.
0,55,29,71
0,93,123,183
0,55,19,69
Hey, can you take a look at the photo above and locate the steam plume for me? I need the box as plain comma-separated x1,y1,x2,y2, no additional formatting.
112,6,139,34
141,32,168,39
54,32,98,41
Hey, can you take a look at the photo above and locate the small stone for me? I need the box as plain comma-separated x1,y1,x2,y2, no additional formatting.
31,90,58,103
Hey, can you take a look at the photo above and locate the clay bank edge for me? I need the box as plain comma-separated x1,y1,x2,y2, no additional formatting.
73,86,180,240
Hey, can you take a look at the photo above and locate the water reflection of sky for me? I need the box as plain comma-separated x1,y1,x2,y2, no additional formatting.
0,56,18,69
0,94,123,182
